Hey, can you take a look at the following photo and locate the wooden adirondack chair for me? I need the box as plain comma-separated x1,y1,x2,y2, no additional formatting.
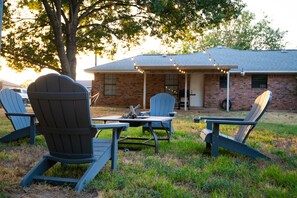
194,90,272,159
20,73,129,192
141,93,176,136
0,88,37,144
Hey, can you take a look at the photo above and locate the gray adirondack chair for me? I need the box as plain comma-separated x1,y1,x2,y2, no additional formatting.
20,73,129,192
141,93,176,136
194,90,272,159
0,88,37,144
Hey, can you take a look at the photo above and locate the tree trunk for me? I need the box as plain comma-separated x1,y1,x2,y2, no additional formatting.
65,8,79,80
42,0,76,80
67,42,77,80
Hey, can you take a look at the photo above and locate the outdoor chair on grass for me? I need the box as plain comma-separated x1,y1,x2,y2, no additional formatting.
20,73,129,192
194,90,272,159
0,88,37,144
140,93,176,137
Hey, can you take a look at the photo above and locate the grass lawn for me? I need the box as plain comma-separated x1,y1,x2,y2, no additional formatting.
0,107,296,197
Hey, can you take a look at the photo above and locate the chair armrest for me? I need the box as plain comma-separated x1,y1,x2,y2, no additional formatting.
206,119,257,126
6,112,35,117
92,123,129,149
92,123,129,131
194,116,244,123
168,112,177,117
139,111,150,116
6,113,37,127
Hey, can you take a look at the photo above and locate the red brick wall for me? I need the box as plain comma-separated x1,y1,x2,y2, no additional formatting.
92,73,143,107
92,73,175,107
92,73,297,110
204,74,297,110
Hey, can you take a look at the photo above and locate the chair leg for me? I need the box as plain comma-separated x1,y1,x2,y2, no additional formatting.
211,142,219,157
75,151,111,192
222,141,270,159
142,127,148,134
206,142,211,152
20,158,57,187
0,127,31,143
29,117,37,145
111,128,120,171
210,124,219,157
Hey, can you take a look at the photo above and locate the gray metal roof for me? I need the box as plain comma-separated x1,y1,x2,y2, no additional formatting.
85,46,297,73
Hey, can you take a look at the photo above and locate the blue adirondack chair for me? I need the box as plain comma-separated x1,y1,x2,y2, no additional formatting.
194,90,272,159
0,88,37,144
141,93,176,136
20,73,129,192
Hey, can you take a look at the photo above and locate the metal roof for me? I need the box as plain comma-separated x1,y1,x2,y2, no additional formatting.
85,46,297,73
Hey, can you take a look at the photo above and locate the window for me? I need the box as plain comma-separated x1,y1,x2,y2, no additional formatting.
165,74,178,95
252,75,267,88
104,74,116,96
219,76,227,88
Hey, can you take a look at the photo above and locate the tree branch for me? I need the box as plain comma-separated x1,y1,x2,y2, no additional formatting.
2,49,62,73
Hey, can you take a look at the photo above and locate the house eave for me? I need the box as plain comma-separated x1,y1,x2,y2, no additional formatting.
85,70,138,74
229,71,297,74
138,65,238,70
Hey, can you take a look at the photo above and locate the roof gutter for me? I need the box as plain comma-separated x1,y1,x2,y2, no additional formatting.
230,70,297,74
84,70,138,74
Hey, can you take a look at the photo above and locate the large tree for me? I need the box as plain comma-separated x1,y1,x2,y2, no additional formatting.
1,0,244,80
174,11,287,53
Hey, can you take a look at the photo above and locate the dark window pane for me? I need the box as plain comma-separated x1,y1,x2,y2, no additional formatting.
219,76,227,88
104,74,116,95
165,74,178,95
252,75,267,88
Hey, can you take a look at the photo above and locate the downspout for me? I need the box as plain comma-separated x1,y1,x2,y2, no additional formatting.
226,72,230,112
143,72,147,109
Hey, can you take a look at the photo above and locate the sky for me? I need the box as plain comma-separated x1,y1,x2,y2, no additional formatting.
243,0,297,49
1,0,297,85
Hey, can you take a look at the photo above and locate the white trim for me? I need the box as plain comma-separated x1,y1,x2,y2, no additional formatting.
184,74,188,111
143,72,147,109
88,70,297,74
229,71,297,74
85,70,139,73
226,72,230,112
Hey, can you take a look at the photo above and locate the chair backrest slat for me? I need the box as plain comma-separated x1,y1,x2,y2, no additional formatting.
0,88,30,130
28,74,94,159
150,93,175,116
235,90,272,143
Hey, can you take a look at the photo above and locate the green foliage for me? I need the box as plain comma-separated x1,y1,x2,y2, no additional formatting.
174,11,287,53
1,0,244,79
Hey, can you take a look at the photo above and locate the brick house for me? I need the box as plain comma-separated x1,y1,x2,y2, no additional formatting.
85,47,297,111
0,79,21,90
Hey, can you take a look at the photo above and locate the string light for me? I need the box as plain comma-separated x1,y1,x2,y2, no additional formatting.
131,57,144,74
165,86,178,95
204,50,229,75
132,50,229,76
169,56,186,74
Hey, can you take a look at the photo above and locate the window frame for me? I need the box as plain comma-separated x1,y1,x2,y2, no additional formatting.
104,74,116,96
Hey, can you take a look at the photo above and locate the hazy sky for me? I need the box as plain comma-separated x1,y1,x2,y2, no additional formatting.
1,0,297,84
243,0,297,48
